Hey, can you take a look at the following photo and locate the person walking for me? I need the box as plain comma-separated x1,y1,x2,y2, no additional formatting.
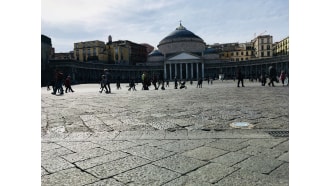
116,76,121,90
99,75,108,93
279,70,287,86
260,71,267,86
64,75,74,93
268,66,277,87
104,69,111,93
236,67,244,87
51,69,64,95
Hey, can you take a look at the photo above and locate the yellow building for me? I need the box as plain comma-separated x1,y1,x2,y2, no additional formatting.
273,36,289,56
216,42,255,62
74,40,105,62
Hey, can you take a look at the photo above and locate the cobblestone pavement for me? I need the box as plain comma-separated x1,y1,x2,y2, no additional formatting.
41,80,289,186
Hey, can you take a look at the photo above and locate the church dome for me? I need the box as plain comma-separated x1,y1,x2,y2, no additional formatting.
148,50,164,57
158,23,205,55
159,24,203,43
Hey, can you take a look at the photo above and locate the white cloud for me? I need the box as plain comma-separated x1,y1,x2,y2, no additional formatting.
42,0,289,52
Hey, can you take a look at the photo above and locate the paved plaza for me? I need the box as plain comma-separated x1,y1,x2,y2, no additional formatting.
41,80,289,186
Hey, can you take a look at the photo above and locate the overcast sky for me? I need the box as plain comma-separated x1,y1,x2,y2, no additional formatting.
41,0,289,53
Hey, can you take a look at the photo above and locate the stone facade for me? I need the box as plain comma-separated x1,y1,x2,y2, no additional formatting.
158,39,205,55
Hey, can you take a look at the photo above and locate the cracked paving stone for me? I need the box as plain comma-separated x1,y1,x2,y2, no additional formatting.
42,142,62,152
206,139,249,151
42,147,74,160
214,168,289,186
75,151,129,170
42,168,98,186
181,146,228,161
41,156,75,173
95,140,140,151
56,141,100,152
85,178,125,186
210,151,251,167
187,162,238,183
157,140,207,153
113,164,181,185
162,176,214,186
61,147,111,163
233,156,284,174
153,154,208,174
121,145,176,161
85,155,150,179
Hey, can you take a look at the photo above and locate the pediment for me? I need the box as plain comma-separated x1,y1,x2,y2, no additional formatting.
168,52,200,60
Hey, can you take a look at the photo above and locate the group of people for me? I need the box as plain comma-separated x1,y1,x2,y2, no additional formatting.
236,66,288,87
49,69,74,95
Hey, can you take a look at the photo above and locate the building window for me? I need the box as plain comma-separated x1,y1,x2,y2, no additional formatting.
267,45,270,50
261,52,264,57
246,51,248,56
236,52,238,56
241,52,243,55
267,51,270,56
261,45,264,50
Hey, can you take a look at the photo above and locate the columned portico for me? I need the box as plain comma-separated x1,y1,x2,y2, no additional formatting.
164,52,204,81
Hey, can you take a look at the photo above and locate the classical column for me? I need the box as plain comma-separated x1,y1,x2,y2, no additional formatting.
196,63,199,80
191,63,194,80
202,62,204,79
175,63,177,78
169,63,172,80
164,63,167,80
180,63,182,80
186,63,188,80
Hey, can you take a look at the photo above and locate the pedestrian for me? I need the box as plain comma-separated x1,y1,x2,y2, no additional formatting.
279,70,287,86
166,79,169,87
190,79,193,85
260,71,267,86
236,67,244,87
51,69,64,95
128,78,136,91
142,72,149,90
99,75,108,93
197,77,203,88
174,77,178,89
268,66,277,87
64,75,74,93
104,69,111,93
116,76,121,90
207,76,210,84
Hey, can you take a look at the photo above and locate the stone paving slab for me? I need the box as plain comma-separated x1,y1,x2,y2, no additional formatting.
42,168,99,186
41,82,289,185
86,155,151,179
152,154,208,174
121,144,176,161
180,146,228,161
113,164,181,185
75,151,130,170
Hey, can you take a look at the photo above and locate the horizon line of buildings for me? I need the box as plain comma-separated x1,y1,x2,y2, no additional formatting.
42,34,289,65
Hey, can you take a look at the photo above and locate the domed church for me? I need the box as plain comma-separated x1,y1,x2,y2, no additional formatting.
148,22,218,80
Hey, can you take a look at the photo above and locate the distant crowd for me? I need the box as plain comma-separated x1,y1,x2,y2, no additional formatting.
47,66,288,95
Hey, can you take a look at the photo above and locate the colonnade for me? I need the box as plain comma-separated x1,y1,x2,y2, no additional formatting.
164,62,204,80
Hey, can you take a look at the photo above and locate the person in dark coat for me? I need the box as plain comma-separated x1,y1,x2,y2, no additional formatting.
236,67,244,87
268,66,277,87
64,75,74,93
260,71,267,86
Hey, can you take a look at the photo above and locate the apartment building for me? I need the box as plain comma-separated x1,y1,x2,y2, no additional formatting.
74,40,105,62
273,36,289,56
